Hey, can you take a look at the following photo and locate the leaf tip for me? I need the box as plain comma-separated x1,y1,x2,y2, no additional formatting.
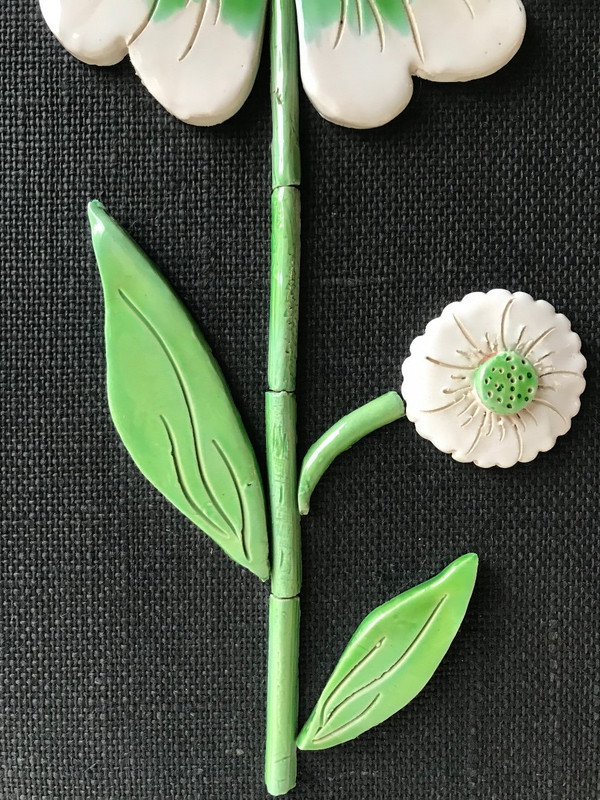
458,552,479,568
295,725,312,752
87,200,118,257
87,199,107,233
445,552,479,591
255,562,270,583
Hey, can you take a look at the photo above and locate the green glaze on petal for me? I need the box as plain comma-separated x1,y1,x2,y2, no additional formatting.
296,0,526,129
153,0,266,36
222,0,267,35
128,0,267,125
296,0,338,35
40,0,267,123
152,0,186,23
298,0,410,40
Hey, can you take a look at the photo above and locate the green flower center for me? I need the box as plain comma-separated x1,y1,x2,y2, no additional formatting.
473,351,538,415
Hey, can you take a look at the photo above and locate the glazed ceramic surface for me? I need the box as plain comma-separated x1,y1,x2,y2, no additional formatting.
40,0,268,125
37,2,549,796
296,0,526,128
401,290,586,468
88,201,270,580
41,0,526,128
297,554,478,750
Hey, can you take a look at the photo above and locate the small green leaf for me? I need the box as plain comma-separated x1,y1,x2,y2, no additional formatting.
297,553,478,750
88,201,269,581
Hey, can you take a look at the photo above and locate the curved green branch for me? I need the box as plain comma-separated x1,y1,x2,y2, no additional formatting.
298,391,405,516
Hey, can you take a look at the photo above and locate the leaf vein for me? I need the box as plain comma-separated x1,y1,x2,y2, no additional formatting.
159,416,229,538
312,695,381,746
127,0,159,47
401,0,424,62
462,0,475,19
365,0,385,51
334,0,348,49
319,638,385,729
212,439,248,561
118,289,236,538
179,0,209,62
315,594,448,739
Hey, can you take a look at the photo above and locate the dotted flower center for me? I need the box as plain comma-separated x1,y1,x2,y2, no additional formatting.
473,351,538,415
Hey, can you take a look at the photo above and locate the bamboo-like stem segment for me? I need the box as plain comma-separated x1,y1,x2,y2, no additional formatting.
269,187,301,393
271,0,300,191
267,392,301,599
265,0,302,795
264,596,301,794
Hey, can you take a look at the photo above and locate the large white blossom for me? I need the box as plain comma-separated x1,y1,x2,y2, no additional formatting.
401,290,586,468
41,0,525,129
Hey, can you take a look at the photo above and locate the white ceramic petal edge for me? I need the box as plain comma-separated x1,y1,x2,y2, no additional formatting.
413,0,526,84
40,0,267,126
129,5,266,127
39,0,149,66
297,0,526,129
297,23,417,129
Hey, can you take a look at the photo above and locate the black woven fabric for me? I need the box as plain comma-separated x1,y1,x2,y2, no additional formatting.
1,2,599,798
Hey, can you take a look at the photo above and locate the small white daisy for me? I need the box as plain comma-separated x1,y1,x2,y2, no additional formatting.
401,290,586,468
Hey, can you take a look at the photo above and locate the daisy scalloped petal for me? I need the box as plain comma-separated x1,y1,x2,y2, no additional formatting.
296,0,526,129
39,0,268,126
401,290,586,468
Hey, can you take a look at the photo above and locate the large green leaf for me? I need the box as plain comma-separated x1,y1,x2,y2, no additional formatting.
89,201,269,581
297,553,478,750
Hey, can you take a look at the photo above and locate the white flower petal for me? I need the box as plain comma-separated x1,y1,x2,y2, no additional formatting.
40,0,149,66
402,289,511,414
296,23,416,129
296,0,526,129
40,0,267,126
402,290,586,468
412,0,526,83
129,3,266,126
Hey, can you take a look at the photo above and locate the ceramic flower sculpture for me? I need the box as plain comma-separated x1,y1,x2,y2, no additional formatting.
41,0,526,127
40,0,586,796
402,290,586,467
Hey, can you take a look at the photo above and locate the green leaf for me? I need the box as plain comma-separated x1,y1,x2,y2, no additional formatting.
297,553,478,750
88,201,269,581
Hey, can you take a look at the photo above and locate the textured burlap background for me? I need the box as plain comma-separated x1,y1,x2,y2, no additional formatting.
1,2,598,798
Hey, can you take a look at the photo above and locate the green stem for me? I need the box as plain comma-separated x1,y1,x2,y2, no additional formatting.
265,596,301,794
265,0,301,795
266,392,301,598
270,0,300,191
268,187,301,394
297,392,406,516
